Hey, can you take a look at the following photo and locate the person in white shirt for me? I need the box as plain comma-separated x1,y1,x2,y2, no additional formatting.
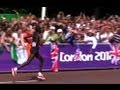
83,29,97,53
96,26,114,43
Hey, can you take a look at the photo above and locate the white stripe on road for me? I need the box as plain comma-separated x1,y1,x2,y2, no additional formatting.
16,80,38,83
0,81,13,84
0,80,38,84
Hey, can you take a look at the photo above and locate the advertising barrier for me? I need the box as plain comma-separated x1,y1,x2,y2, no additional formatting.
0,43,120,73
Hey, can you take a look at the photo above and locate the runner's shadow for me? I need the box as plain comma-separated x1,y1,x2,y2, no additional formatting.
30,76,45,81
29,76,37,80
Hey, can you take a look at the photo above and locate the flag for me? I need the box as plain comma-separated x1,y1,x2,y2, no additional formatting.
10,42,29,65
52,59,58,72
50,43,59,72
110,45,120,65
10,42,18,63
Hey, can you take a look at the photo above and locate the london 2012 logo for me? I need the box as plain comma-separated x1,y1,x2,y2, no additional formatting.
59,45,120,64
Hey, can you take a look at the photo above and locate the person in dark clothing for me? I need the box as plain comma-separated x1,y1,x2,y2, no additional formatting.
109,29,120,46
11,25,46,80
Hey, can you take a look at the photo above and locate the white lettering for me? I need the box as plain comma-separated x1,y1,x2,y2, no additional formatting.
95,51,112,61
95,52,101,61
59,51,114,62
60,52,65,62
81,53,93,61
60,52,93,62
60,52,75,62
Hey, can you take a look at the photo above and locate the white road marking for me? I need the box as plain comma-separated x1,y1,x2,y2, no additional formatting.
0,80,38,84
0,81,13,84
16,80,38,83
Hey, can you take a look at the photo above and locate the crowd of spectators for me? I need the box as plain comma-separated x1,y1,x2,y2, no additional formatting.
0,11,120,49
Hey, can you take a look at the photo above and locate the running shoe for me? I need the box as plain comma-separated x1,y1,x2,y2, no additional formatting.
37,72,46,80
11,67,17,77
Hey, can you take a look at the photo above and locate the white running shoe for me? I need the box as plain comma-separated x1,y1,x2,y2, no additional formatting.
37,72,46,80
11,67,18,77
54,69,58,72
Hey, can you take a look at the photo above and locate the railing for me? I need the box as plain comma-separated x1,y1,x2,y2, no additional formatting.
0,43,119,73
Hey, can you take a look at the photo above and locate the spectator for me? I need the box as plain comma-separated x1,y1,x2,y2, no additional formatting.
0,11,120,47
83,30,98,53
44,26,57,44
56,29,65,43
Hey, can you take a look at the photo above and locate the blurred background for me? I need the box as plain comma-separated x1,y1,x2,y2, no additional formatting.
0,0,119,18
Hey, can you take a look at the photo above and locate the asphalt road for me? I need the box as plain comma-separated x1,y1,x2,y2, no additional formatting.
0,69,120,84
